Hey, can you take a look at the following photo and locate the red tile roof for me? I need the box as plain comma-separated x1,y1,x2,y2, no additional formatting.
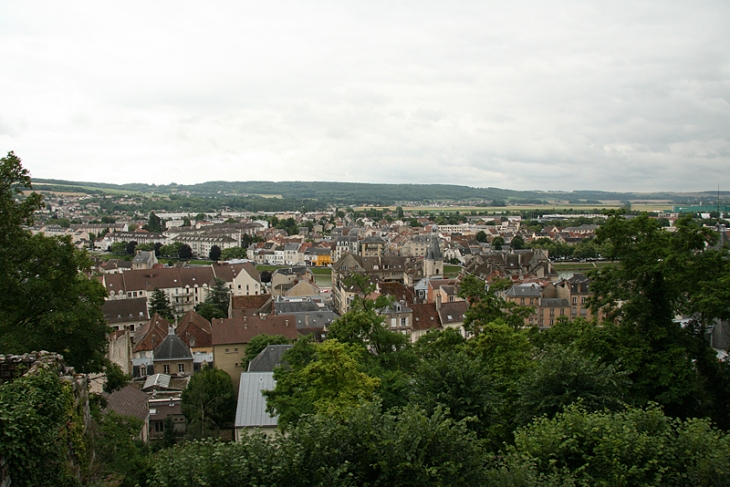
211,314,299,346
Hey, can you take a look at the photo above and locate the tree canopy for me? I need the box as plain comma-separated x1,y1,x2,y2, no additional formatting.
0,152,109,372
181,366,237,438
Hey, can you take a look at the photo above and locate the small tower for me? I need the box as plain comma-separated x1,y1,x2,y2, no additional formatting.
424,225,444,277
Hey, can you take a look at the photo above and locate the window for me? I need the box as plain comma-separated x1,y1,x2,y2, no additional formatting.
520,298,525,305
550,309,555,317
163,365,170,374
401,317,407,327
560,309,565,316
139,366,147,378
154,421,164,433
178,363,185,373
572,297,577,305
581,297,586,304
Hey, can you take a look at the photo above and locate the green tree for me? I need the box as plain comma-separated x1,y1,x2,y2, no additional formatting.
209,244,222,261
515,344,630,425
90,408,152,487
103,359,130,393
178,243,193,259
459,274,535,333
265,340,380,427
501,403,730,486
204,277,230,318
126,240,138,255
492,236,505,250
0,368,80,487
590,212,729,419
162,416,177,448
475,230,488,242
145,211,164,233
109,241,127,255
194,302,226,321
159,241,183,258
328,297,409,357
0,153,110,372
411,349,500,439
148,288,174,321
220,246,247,260
181,366,237,438
149,402,489,487
510,234,525,249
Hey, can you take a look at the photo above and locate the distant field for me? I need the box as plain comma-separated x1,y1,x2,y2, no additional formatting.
356,201,674,214
24,189,87,197
552,261,616,271
253,194,283,199
32,183,148,196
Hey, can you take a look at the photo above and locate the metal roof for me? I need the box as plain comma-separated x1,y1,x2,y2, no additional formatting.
143,373,171,390
235,372,278,428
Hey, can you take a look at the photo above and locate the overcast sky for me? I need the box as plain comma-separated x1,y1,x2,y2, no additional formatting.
1,1,728,192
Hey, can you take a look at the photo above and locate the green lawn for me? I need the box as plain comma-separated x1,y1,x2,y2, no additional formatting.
552,261,616,271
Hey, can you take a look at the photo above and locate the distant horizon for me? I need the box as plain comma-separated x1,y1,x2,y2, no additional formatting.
30,175,730,197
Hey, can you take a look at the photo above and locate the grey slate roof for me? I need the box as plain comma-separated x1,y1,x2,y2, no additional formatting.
102,297,149,324
541,298,570,308
103,385,149,422
235,372,278,428
505,284,542,298
248,344,293,372
153,333,193,361
274,299,321,314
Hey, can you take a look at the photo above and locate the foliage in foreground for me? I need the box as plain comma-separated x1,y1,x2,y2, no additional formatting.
150,402,489,487
498,403,730,487
0,368,80,487
147,401,730,487
0,151,110,373
181,366,237,439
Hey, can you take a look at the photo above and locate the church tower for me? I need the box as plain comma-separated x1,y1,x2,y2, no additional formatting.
423,225,444,277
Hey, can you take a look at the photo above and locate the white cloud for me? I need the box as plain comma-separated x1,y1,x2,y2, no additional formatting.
0,0,728,191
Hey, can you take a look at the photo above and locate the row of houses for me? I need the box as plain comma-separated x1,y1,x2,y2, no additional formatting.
101,262,263,316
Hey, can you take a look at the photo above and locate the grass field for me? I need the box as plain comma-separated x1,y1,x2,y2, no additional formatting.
552,261,616,271
33,182,150,196
443,264,462,278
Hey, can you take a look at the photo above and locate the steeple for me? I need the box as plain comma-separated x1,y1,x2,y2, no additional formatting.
424,225,443,277
425,225,442,260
